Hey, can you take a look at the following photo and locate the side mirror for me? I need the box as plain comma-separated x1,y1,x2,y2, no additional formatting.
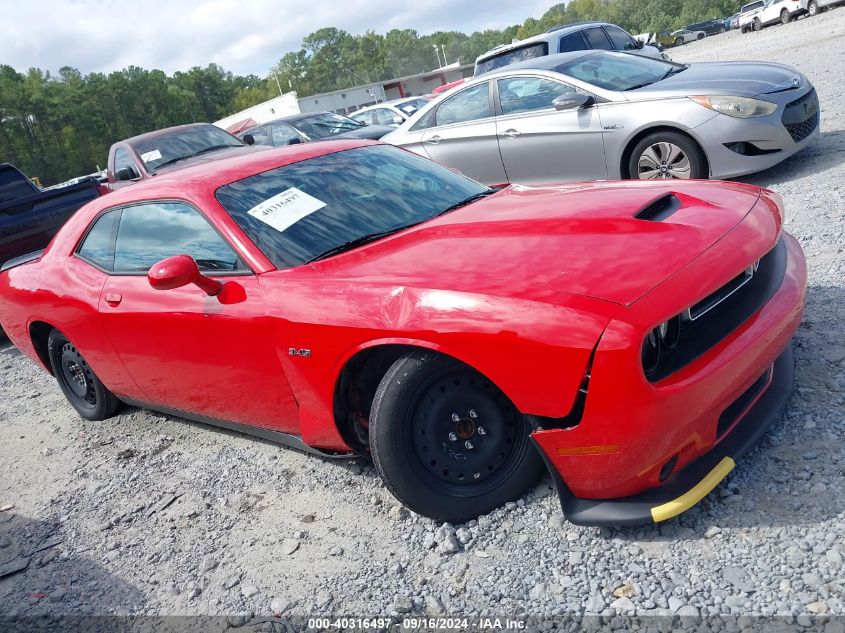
116,166,139,181
286,137,302,145
148,254,222,296
635,39,645,49
553,93,595,111
242,134,255,145
391,115,403,125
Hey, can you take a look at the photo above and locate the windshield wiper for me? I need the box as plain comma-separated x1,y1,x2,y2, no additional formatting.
153,145,241,171
433,190,496,217
305,226,414,264
305,190,496,264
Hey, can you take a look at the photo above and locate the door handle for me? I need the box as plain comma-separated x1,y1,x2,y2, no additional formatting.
105,292,122,306
424,135,442,145
501,129,521,139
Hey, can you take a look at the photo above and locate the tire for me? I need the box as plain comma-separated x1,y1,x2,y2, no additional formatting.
718,27,726,34
47,329,121,421
674,37,683,46
628,131,707,180
696,32,705,40
753,17,762,31
369,350,543,522
781,9,791,24
808,1,818,16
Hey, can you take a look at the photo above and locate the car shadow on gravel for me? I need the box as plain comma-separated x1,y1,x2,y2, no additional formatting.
737,129,845,187
589,283,845,541
0,511,146,619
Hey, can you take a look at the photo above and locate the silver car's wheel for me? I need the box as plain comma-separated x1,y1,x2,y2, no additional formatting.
808,0,818,15
637,142,692,179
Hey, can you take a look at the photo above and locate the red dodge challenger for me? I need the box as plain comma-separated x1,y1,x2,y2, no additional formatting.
0,141,806,526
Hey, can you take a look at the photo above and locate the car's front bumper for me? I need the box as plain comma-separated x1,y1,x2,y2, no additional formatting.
693,87,820,179
533,345,793,526
531,225,806,526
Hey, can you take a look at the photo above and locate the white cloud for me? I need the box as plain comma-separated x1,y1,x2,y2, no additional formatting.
0,0,553,77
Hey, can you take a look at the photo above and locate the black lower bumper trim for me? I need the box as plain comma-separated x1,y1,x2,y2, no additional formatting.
534,345,794,527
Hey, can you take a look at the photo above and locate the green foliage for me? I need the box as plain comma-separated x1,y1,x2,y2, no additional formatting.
0,0,742,184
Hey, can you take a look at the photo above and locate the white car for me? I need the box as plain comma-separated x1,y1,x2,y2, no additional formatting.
670,29,707,44
350,97,432,128
741,0,809,31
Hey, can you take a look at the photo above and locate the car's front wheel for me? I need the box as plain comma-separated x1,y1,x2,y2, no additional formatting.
629,132,707,180
369,350,543,522
674,37,683,46
808,1,818,16
47,329,121,420
753,17,763,31
781,9,791,24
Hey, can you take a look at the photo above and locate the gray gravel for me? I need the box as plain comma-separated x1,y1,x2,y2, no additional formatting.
1,9,844,625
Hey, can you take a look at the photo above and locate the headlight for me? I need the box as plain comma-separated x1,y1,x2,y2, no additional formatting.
690,95,778,118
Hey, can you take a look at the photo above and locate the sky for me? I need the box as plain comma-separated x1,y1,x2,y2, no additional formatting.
0,0,555,77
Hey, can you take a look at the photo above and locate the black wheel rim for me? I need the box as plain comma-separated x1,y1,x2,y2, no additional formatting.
405,368,528,496
59,342,97,407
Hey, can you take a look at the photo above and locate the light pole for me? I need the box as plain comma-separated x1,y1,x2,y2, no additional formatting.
441,44,448,66
432,44,442,68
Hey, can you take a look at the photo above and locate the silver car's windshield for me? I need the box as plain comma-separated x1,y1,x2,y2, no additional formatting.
553,52,685,91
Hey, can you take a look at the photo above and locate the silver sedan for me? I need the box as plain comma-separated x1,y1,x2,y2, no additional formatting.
382,51,820,185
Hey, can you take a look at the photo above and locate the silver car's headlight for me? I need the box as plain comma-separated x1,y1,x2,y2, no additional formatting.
690,95,778,118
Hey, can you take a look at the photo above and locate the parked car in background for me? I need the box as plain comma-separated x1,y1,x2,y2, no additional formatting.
742,0,809,30
433,79,465,95
685,18,728,35
738,0,766,31
238,112,394,147
727,13,742,29
474,21,669,76
1,163,105,266
0,140,807,526
106,123,261,191
807,0,845,15
670,29,707,45
350,97,431,127
383,51,820,185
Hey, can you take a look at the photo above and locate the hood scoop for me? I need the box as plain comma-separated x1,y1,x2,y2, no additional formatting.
634,193,681,222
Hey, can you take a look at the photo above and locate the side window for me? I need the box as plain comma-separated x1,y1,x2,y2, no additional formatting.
434,83,491,127
113,148,138,176
583,27,612,50
497,77,577,116
352,111,374,125
558,31,588,53
373,108,399,126
604,26,636,51
113,202,242,274
271,124,302,146
248,126,271,146
77,209,120,271
409,108,436,132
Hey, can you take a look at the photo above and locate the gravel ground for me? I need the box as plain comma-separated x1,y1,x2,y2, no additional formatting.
1,10,844,629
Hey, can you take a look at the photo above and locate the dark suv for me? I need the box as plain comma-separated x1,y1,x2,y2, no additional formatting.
685,18,728,35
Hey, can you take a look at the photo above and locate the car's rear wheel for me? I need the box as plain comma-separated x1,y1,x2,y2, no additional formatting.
696,32,705,40
753,17,762,31
629,132,707,180
781,9,791,24
674,37,683,46
718,26,726,34
369,350,543,522
808,1,818,16
47,329,121,420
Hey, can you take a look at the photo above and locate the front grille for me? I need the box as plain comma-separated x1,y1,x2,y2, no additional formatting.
647,237,786,383
716,368,771,438
782,88,819,143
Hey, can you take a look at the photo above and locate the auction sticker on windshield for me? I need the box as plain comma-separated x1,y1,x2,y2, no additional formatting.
247,187,327,233
140,149,162,163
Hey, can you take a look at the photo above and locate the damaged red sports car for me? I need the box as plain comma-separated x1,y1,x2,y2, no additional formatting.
0,141,806,526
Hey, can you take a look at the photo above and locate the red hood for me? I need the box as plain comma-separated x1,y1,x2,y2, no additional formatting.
311,180,768,306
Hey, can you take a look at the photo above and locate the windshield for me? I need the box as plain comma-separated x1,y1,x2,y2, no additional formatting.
131,125,243,171
553,51,682,91
215,145,488,269
475,42,549,76
292,113,363,139
395,98,430,116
